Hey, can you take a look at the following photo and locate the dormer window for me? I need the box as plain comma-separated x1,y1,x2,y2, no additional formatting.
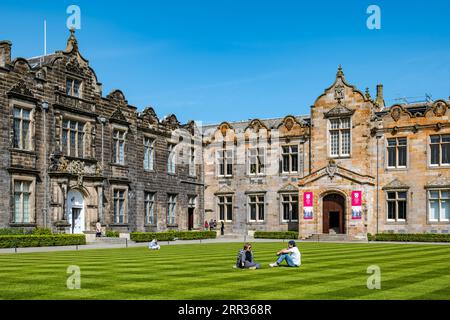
66,78,81,98
329,117,351,157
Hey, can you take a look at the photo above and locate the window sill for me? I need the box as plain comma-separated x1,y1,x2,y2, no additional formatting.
144,224,158,227
218,175,233,179
248,221,266,224
109,223,129,227
110,163,128,168
385,167,408,172
281,221,299,224
9,223,37,227
143,169,156,173
385,220,407,225
166,224,178,228
9,148,36,155
428,165,450,170
427,221,450,225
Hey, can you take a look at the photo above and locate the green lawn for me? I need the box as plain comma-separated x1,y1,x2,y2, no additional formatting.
0,242,449,300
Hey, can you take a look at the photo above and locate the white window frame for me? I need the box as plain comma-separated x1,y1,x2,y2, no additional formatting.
62,119,86,158
386,191,407,222
112,129,126,165
189,146,196,177
387,137,408,169
12,178,35,224
217,149,233,177
281,144,299,174
248,147,266,176
280,193,299,223
143,137,155,171
144,192,156,225
429,134,450,167
217,195,233,222
66,77,82,98
248,194,265,222
113,188,127,224
13,106,32,151
167,143,176,174
428,189,450,223
167,194,177,225
328,117,351,158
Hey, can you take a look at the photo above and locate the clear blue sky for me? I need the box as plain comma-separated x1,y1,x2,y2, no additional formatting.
1,0,449,124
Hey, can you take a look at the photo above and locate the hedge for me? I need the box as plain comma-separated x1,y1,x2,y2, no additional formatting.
368,233,450,243
131,231,217,242
254,231,299,239
0,234,86,248
105,230,120,238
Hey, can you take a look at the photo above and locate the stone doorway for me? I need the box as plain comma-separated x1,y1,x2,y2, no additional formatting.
322,193,345,234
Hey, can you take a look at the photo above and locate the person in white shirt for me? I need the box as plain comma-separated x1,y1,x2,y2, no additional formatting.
149,239,160,250
269,240,301,267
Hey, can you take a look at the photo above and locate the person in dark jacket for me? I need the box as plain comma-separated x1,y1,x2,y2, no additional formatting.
236,243,260,269
220,221,225,235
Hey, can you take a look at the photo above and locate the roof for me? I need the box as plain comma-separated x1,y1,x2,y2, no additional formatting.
27,54,58,69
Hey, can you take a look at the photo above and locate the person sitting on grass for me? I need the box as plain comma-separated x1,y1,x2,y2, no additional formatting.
236,243,260,270
269,240,301,268
148,239,160,250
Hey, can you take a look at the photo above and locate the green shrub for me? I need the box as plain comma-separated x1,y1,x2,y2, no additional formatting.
0,234,86,248
130,231,217,242
254,231,299,239
0,228,29,235
32,228,52,235
369,233,450,242
105,230,120,238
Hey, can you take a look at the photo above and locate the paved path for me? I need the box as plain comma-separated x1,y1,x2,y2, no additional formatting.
1,238,449,255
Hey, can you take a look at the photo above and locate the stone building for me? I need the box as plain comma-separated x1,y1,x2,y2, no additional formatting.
203,66,450,240
0,31,204,235
1,31,449,239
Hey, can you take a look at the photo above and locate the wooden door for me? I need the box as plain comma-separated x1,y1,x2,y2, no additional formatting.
322,194,346,234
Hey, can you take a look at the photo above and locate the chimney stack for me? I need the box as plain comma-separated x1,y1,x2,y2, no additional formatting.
376,84,385,108
0,41,12,67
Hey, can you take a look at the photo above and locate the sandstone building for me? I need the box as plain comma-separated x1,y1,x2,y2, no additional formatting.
1,32,449,239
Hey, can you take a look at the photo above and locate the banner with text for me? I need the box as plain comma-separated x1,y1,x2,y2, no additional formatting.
303,192,313,220
351,191,362,220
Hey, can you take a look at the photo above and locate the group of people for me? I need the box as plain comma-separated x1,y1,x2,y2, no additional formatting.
204,219,225,235
236,241,301,269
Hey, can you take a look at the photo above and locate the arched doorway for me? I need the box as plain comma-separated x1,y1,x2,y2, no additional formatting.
322,193,346,234
67,189,85,234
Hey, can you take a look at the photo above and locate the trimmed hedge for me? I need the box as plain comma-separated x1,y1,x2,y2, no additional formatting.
254,231,299,239
105,230,120,238
368,233,450,243
0,234,86,248
131,231,217,242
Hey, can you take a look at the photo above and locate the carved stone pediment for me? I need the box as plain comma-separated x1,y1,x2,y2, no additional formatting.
245,119,268,133
324,103,355,118
326,160,338,179
66,56,84,75
382,179,409,190
9,80,35,98
426,175,450,188
278,183,298,193
162,114,180,128
110,107,128,123
432,101,448,117
49,155,102,178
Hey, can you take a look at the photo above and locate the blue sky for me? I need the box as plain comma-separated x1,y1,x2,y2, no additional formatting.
1,0,449,124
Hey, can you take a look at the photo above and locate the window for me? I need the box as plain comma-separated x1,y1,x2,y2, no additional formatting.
66,78,81,98
248,147,265,175
387,138,407,168
387,191,407,222
143,138,154,171
112,130,126,165
167,194,177,225
13,107,31,150
13,180,32,223
429,190,450,222
282,145,299,173
218,195,233,222
144,192,156,225
62,119,85,158
189,147,196,176
217,149,233,177
281,194,299,222
113,190,126,224
329,117,351,157
430,135,450,166
248,195,265,222
168,143,176,174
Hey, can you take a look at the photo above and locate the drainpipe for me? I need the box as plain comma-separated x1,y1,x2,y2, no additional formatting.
98,117,106,224
376,131,383,235
42,101,49,228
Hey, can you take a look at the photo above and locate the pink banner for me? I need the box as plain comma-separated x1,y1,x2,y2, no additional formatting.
351,191,362,220
303,192,313,220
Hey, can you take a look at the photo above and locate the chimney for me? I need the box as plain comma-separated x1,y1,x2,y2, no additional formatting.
0,41,12,67
376,84,385,108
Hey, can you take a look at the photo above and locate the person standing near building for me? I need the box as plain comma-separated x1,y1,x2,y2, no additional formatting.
204,220,209,231
220,221,225,235
95,220,102,237
269,240,301,268
209,219,214,231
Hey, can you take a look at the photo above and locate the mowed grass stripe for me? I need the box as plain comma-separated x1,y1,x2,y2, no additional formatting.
0,242,449,300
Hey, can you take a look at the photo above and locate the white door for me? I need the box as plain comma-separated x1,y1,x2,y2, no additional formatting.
67,190,85,234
